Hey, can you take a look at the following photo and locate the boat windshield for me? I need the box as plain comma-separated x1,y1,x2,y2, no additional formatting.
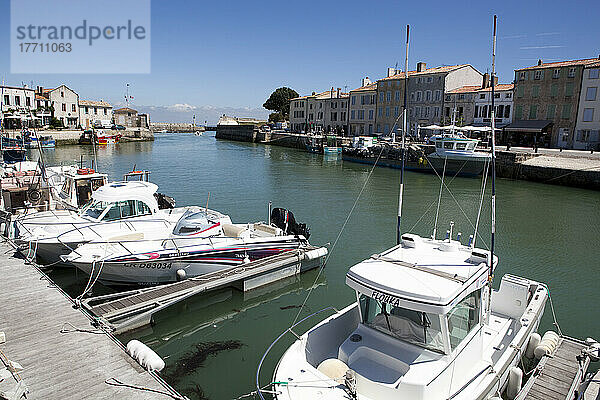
359,294,445,354
79,199,152,221
79,199,109,220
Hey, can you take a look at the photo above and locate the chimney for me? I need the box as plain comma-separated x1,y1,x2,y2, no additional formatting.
417,62,426,72
361,76,372,87
482,73,490,89
36,86,43,94
537,59,543,66
336,88,341,98
331,87,334,98
387,67,397,77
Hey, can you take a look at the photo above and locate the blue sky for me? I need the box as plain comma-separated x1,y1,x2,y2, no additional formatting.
1,0,599,122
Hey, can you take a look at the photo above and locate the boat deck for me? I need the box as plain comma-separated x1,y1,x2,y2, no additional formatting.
0,239,184,400
518,337,589,400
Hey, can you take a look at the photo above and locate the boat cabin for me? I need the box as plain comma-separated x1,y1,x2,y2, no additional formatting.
429,135,477,152
58,168,108,209
77,181,160,222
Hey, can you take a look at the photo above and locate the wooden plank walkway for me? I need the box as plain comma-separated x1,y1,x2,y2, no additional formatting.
83,247,323,333
0,240,185,399
521,337,588,400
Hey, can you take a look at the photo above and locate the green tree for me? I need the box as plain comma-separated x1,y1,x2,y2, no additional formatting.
263,87,299,119
268,112,284,123
49,117,63,128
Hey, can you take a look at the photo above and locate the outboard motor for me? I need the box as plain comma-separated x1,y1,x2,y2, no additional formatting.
270,208,310,239
154,192,176,209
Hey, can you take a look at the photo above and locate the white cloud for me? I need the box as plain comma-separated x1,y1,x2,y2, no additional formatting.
166,103,197,112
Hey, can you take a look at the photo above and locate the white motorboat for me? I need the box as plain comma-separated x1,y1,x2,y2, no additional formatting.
62,208,318,286
426,133,491,176
14,180,193,264
258,20,550,400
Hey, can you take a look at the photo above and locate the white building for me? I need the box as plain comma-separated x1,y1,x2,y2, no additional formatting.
290,88,349,134
39,85,80,128
473,83,514,128
349,78,377,136
0,85,37,128
79,100,113,129
574,62,600,150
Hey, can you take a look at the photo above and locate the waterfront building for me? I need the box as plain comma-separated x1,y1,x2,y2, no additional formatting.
290,88,349,134
375,63,483,136
114,107,149,128
444,85,479,126
473,82,514,129
36,85,80,129
349,78,377,136
0,85,37,129
511,57,600,148
573,62,600,150
79,100,113,129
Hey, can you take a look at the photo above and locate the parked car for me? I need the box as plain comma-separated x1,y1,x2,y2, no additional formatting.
112,124,126,130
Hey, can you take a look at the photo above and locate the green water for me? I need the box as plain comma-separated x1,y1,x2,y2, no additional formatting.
32,133,600,399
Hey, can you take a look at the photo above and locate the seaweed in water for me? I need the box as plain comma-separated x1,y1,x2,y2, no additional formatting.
280,304,302,310
162,340,245,385
184,384,209,400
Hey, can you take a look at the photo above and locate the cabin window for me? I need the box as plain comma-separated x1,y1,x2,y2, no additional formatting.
102,200,138,221
443,142,454,149
80,200,110,220
447,290,481,350
435,141,442,148
456,143,467,150
359,294,445,353
467,143,475,151
135,201,152,216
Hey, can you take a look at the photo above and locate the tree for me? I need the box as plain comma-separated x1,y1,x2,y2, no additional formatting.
49,117,63,128
268,112,284,123
263,87,299,119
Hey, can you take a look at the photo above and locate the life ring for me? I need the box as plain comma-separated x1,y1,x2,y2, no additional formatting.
77,168,95,175
131,170,143,174
27,189,42,203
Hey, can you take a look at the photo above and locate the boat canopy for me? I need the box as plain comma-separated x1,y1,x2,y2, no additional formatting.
91,181,160,213
345,233,493,314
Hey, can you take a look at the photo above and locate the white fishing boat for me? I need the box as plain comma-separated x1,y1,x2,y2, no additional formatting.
425,132,491,177
14,180,191,264
257,20,551,400
62,207,318,285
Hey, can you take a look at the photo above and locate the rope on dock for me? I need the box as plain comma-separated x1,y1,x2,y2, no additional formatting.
59,322,104,335
105,378,187,399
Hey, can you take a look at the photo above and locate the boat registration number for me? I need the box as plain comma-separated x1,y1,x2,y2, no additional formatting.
123,262,173,269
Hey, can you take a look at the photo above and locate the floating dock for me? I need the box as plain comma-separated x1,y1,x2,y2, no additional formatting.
0,239,184,400
82,246,326,334
517,336,592,400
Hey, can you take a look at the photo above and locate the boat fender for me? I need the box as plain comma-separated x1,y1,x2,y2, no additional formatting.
506,366,523,400
534,331,560,359
126,340,165,372
317,359,349,383
303,247,328,260
524,332,541,359
584,338,600,362
176,269,186,281
27,189,41,203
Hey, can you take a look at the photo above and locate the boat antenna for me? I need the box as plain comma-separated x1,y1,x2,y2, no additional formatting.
205,191,210,214
487,15,498,311
397,24,409,245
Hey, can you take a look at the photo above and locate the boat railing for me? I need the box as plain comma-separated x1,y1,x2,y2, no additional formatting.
255,306,339,400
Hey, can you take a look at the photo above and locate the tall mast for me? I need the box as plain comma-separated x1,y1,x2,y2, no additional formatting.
397,24,409,245
488,15,497,302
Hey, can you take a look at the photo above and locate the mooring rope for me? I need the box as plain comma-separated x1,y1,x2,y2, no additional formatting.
104,378,186,399
59,322,105,335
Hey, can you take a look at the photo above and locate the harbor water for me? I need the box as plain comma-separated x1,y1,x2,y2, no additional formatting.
30,133,600,399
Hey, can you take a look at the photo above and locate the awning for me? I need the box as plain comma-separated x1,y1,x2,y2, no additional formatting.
504,120,552,133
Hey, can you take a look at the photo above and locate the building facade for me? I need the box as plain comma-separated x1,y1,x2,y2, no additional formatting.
375,63,483,136
290,88,349,134
290,96,308,132
113,107,149,128
349,78,377,136
473,83,514,128
79,100,113,129
444,85,479,126
0,85,37,128
574,62,600,150
38,85,80,128
513,58,600,148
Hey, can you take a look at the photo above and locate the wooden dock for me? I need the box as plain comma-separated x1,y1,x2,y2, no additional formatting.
0,239,185,400
518,336,590,400
82,246,325,334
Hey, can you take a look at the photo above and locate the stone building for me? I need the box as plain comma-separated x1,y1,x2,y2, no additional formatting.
0,85,37,128
289,88,349,134
474,83,513,129
79,100,113,129
38,85,80,128
574,62,600,150
444,85,479,126
512,57,600,148
349,78,377,136
375,63,483,136
114,107,138,127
